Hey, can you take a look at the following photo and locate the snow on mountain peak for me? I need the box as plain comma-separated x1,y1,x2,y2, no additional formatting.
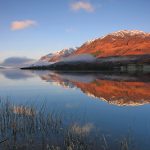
31,30,150,67
40,47,78,62
47,47,77,56
111,30,147,36
101,30,149,39
82,38,98,46
81,30,149,47
56,48,77,55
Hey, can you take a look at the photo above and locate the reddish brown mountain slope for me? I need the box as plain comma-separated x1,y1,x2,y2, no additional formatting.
74,30,150,58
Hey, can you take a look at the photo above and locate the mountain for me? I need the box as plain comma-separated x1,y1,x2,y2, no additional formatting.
74,30,150,57
40,48,77,62
29,48,78,67
22,30,150,71
40,30,150,63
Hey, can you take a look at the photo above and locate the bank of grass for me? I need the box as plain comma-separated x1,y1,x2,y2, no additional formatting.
0,99,134,150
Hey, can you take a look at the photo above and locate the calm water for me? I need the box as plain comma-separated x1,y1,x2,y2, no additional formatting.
0,69,150,149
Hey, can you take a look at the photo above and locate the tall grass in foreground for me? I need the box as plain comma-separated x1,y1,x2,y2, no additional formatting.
0,99,134,150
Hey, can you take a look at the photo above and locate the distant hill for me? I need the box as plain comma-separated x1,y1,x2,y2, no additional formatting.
40,48,77,62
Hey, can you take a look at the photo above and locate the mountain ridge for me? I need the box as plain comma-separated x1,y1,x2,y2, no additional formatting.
23,30,150,70
40,30,150,64
74,30,150,58
40,47,78,62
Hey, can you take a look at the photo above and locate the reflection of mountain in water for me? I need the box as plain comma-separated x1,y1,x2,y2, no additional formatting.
1,69,149,106
41,73,76,89
74,80,150,106
39,72,150,106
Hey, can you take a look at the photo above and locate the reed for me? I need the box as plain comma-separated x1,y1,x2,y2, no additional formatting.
0,98,134,150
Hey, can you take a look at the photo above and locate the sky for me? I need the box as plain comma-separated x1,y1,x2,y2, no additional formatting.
0,0,150,62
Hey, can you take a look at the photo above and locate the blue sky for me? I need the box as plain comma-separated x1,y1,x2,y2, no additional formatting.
0,0,150,61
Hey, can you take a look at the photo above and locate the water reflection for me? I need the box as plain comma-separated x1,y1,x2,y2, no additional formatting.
38,72,150,106
0,69,149,106
0,69,35,80
0,69,150,149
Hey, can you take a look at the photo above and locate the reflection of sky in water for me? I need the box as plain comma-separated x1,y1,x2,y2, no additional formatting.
0,69,150,149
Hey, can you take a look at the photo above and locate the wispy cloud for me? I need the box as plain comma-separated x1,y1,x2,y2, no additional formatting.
70,1,95,12
11,20,37,30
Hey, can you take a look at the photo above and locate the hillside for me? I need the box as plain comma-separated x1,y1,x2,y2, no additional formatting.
74,30,150,58
39,30,150,64
40,48,77,62
22,30,150,71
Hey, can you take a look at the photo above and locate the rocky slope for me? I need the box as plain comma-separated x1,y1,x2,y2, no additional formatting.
40,48,77,62
74,30,150,58
39,30,150,63
24,30,150,70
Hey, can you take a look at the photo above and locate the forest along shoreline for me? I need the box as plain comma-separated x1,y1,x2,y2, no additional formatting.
21,54,150,73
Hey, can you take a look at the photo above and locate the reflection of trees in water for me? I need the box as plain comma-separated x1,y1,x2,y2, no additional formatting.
0,100,135,150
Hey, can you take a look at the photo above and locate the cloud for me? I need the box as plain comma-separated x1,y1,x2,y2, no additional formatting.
11,20,37,30
1,57,36,67
70,1,95,12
